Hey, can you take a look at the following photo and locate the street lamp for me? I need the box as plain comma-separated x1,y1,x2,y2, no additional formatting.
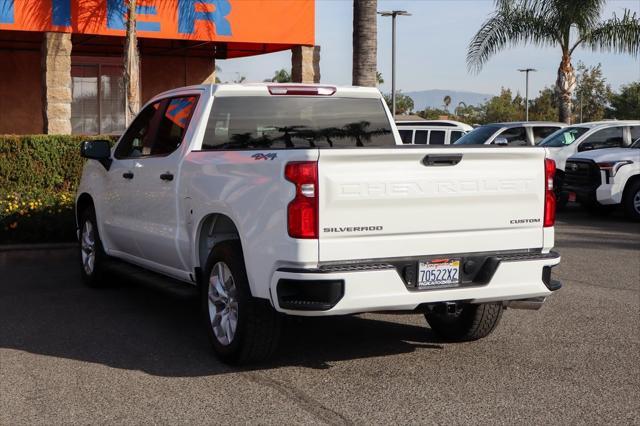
378,10,411,117
518,68,537,121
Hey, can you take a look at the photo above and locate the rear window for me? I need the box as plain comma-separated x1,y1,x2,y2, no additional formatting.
202,97,394,150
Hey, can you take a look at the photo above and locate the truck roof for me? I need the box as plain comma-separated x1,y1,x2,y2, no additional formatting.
149,83,383,101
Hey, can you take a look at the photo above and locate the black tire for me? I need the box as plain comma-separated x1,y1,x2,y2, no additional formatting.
622,180,640,221
201,240,281,365
424,303,503,342
78,207,109,287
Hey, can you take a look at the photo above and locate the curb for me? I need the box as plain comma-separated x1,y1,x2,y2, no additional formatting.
0,242,78,252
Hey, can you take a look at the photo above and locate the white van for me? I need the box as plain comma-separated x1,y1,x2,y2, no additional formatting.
395,120,473,145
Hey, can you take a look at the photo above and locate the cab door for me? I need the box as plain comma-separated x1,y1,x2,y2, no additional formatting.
101,101,162,257
129,95,199,273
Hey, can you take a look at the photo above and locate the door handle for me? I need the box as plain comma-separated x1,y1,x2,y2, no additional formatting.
422,154,463,166
122,171,134,179
160,172,174,182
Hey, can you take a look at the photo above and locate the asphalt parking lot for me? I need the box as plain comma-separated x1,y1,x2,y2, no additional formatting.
1,207,638,424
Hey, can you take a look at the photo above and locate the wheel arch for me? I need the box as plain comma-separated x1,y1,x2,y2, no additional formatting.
75,193,94,229
196,213,242,272
622,174,640,200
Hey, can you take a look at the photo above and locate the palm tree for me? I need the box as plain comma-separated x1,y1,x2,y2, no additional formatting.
352,0,378,87
443,95,452,111
123,0,140,125
467,0,640,123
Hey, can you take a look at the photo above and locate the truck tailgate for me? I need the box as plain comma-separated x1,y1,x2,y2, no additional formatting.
318,147,546,262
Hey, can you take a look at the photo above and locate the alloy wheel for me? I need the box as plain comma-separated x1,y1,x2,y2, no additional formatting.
81,220,96,275
208,261,239,346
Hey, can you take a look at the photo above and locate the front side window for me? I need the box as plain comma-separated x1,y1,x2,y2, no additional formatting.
430,130,446,145
114,102,161,159
581,127,625,149
454,125,500,145
202,97,394,150
498,127,527,146
151,96,198,156
539,126,589,147
450,131,463,143
629,125,640,142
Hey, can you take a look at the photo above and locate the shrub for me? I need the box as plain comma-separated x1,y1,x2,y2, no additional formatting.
0,134,117,244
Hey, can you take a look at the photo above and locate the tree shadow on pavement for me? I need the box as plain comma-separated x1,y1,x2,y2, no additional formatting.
0,249,443,377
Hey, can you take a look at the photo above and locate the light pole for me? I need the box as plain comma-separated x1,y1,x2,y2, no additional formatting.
518,68,536,121
378,10,411,117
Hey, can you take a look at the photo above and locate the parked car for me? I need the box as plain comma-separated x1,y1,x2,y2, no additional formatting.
395,120,473,145
564,137,640,219
454,121,565,146
538,121,640,205
76,83,561,364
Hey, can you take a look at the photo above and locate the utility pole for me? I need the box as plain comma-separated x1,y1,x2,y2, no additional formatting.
378,10,411,117
518,68,536,121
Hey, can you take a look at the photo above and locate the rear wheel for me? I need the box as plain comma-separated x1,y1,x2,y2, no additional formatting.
424,302,503,341
201,240,281,364
623,180,640,220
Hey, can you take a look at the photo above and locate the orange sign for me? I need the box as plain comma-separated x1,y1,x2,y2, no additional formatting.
0,0,314,56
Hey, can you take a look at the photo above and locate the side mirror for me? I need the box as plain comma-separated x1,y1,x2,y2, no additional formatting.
494,137,508,146
578,142,594,152
80,140,112,170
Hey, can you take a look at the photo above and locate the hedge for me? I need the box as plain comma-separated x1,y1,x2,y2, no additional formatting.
0,134,117,244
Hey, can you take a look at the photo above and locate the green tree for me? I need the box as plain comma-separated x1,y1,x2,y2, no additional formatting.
268,69,292,83
529,87,559,121
418,107,451,120
443,95,452,112
352,0,377,86
384,91,414,115
574,62,612,122
376,71,384,85
607,81,640,119
467,0,640,124
483,88,524,122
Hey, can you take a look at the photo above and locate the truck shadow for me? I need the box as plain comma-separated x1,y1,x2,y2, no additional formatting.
0,249,443,377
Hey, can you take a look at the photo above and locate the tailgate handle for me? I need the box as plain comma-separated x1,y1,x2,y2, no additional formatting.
422,154,462,166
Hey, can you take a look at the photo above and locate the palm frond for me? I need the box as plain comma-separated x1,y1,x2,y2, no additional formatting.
579,10,640,57
467,4,558,73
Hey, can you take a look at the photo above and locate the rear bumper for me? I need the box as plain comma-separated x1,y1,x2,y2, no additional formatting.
270,251,561,316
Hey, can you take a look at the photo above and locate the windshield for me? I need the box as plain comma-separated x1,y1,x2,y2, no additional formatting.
453,125,500,145
202,97,395,149
539,126,589,147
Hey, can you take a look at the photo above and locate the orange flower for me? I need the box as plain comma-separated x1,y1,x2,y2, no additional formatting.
9,222,18,229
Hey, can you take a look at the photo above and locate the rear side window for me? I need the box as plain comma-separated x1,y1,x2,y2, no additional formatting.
202,97,394,149
152,96,198,156
630,125,640,142
414,130,429,144
533,126,560,143
430,130,446,145
398,129,413,144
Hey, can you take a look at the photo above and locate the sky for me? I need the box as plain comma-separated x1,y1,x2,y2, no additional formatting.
217,0,640,98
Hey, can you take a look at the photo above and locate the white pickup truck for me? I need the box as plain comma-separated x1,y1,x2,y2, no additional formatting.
76,83,561,364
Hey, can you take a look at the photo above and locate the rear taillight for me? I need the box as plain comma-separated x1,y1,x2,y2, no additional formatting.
285,161,318,239
544,158,556,227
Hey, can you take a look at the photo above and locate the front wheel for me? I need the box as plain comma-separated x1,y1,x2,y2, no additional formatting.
424,303,503,341
78,207,109,287
623,180,640,221
201,240,281,365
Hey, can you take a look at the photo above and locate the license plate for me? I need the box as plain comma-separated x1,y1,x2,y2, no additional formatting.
568,192,576,202
418,259,461,288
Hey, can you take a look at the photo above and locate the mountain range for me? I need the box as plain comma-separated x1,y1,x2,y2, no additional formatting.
404,89,494,111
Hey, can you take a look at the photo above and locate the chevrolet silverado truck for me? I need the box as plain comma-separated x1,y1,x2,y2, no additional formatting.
564,138,640,220
76,83,561,364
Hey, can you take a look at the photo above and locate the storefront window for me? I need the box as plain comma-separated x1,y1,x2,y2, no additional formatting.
71,61,125,135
